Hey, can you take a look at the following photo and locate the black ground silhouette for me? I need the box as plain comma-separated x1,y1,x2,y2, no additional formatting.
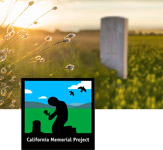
69,91,74,96
32,97,76,135
78,86,87,92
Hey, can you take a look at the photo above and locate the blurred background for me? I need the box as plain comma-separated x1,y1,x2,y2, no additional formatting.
0,0,162,109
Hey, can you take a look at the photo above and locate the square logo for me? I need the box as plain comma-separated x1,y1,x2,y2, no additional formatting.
21,78,95,150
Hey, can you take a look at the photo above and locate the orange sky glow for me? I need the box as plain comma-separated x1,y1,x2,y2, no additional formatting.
0,0,162,32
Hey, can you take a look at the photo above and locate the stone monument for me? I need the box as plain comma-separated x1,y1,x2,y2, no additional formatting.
100,16,128,79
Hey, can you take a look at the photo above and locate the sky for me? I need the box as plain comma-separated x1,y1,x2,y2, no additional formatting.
0,0,163,32
25,80,92,105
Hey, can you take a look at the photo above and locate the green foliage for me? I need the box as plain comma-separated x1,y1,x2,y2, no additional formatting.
25,108,92,133
0,31,162,109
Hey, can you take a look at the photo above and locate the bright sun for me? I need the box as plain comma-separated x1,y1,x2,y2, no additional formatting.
0,0,59,30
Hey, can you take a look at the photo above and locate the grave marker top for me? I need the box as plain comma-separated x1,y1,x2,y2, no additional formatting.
100,16,128,79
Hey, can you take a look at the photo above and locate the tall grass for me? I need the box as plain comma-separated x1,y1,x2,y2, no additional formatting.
0,0,76,109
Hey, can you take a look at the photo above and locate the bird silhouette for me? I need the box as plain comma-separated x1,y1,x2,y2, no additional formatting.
69,91,74,96
78,86,87,92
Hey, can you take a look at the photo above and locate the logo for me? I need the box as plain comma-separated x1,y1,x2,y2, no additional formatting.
22,78,95,150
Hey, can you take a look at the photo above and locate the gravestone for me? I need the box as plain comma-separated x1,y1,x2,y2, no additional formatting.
100,17,128,79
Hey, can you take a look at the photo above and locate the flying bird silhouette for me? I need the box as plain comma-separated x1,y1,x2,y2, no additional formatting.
69,91,74,96
78,86,87,92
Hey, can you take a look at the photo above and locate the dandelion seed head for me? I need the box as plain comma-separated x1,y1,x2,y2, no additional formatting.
34,43,38,46
40,58,45,63
65,33,76,39
9,79,15,82
5,34,10,40
0,51,5,56
11,99,16,104
7,65,11,68
29,1,34,6
17,30,26,36
1,88,7,96
9,31,15,37
35,55,41,61
11,76,16,79
3,48,8,53
0,76,4,81
0,55,7,62
1,67,7,74
0,100,4,106
65,64,74,71
52,6,57,10
63,38,71,43
7,27,14,34
22,33,29,39
1,82,6,87
49,73,54,77
33,21,38,25
9,104,15,109
45,36,52,42
9,49,14,54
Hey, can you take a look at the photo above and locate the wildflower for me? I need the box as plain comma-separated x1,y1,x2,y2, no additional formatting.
0,50,5,56
33,21,38,25
11,100,16,104
22,33,29,39
9,49,14,54
17,30,26,36
40,58,45,63
7,26,14,33
52,6,57,10
0,76,4,80
28,1,34,6
0,100,4,106
49,73,54,77
65,64,74,71
1,67,7,74
3,48,8,53
1,82,6,87
0,55,7,62
116,79,122,84
9,79,15,82
9,104,15,109
65,33,76,39
1,88,7,96
45,36,52,42
5,34,10,40
63,38,71,43
7,65,11,68
12,76,16,79
9,31,15,37
34,43,38,46
35,56,41,61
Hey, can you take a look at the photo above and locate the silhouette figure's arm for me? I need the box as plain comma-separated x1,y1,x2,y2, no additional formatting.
48,110,57,120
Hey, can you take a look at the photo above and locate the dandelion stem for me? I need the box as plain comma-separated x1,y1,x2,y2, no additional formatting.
0,0,17,29
26,9,53,29
8,41,62,74
9,6,29,28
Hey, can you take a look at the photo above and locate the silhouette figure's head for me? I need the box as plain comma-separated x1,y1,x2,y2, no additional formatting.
48,97,59,106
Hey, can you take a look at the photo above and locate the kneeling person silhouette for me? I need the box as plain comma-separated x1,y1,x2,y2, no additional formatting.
48,97,68,134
